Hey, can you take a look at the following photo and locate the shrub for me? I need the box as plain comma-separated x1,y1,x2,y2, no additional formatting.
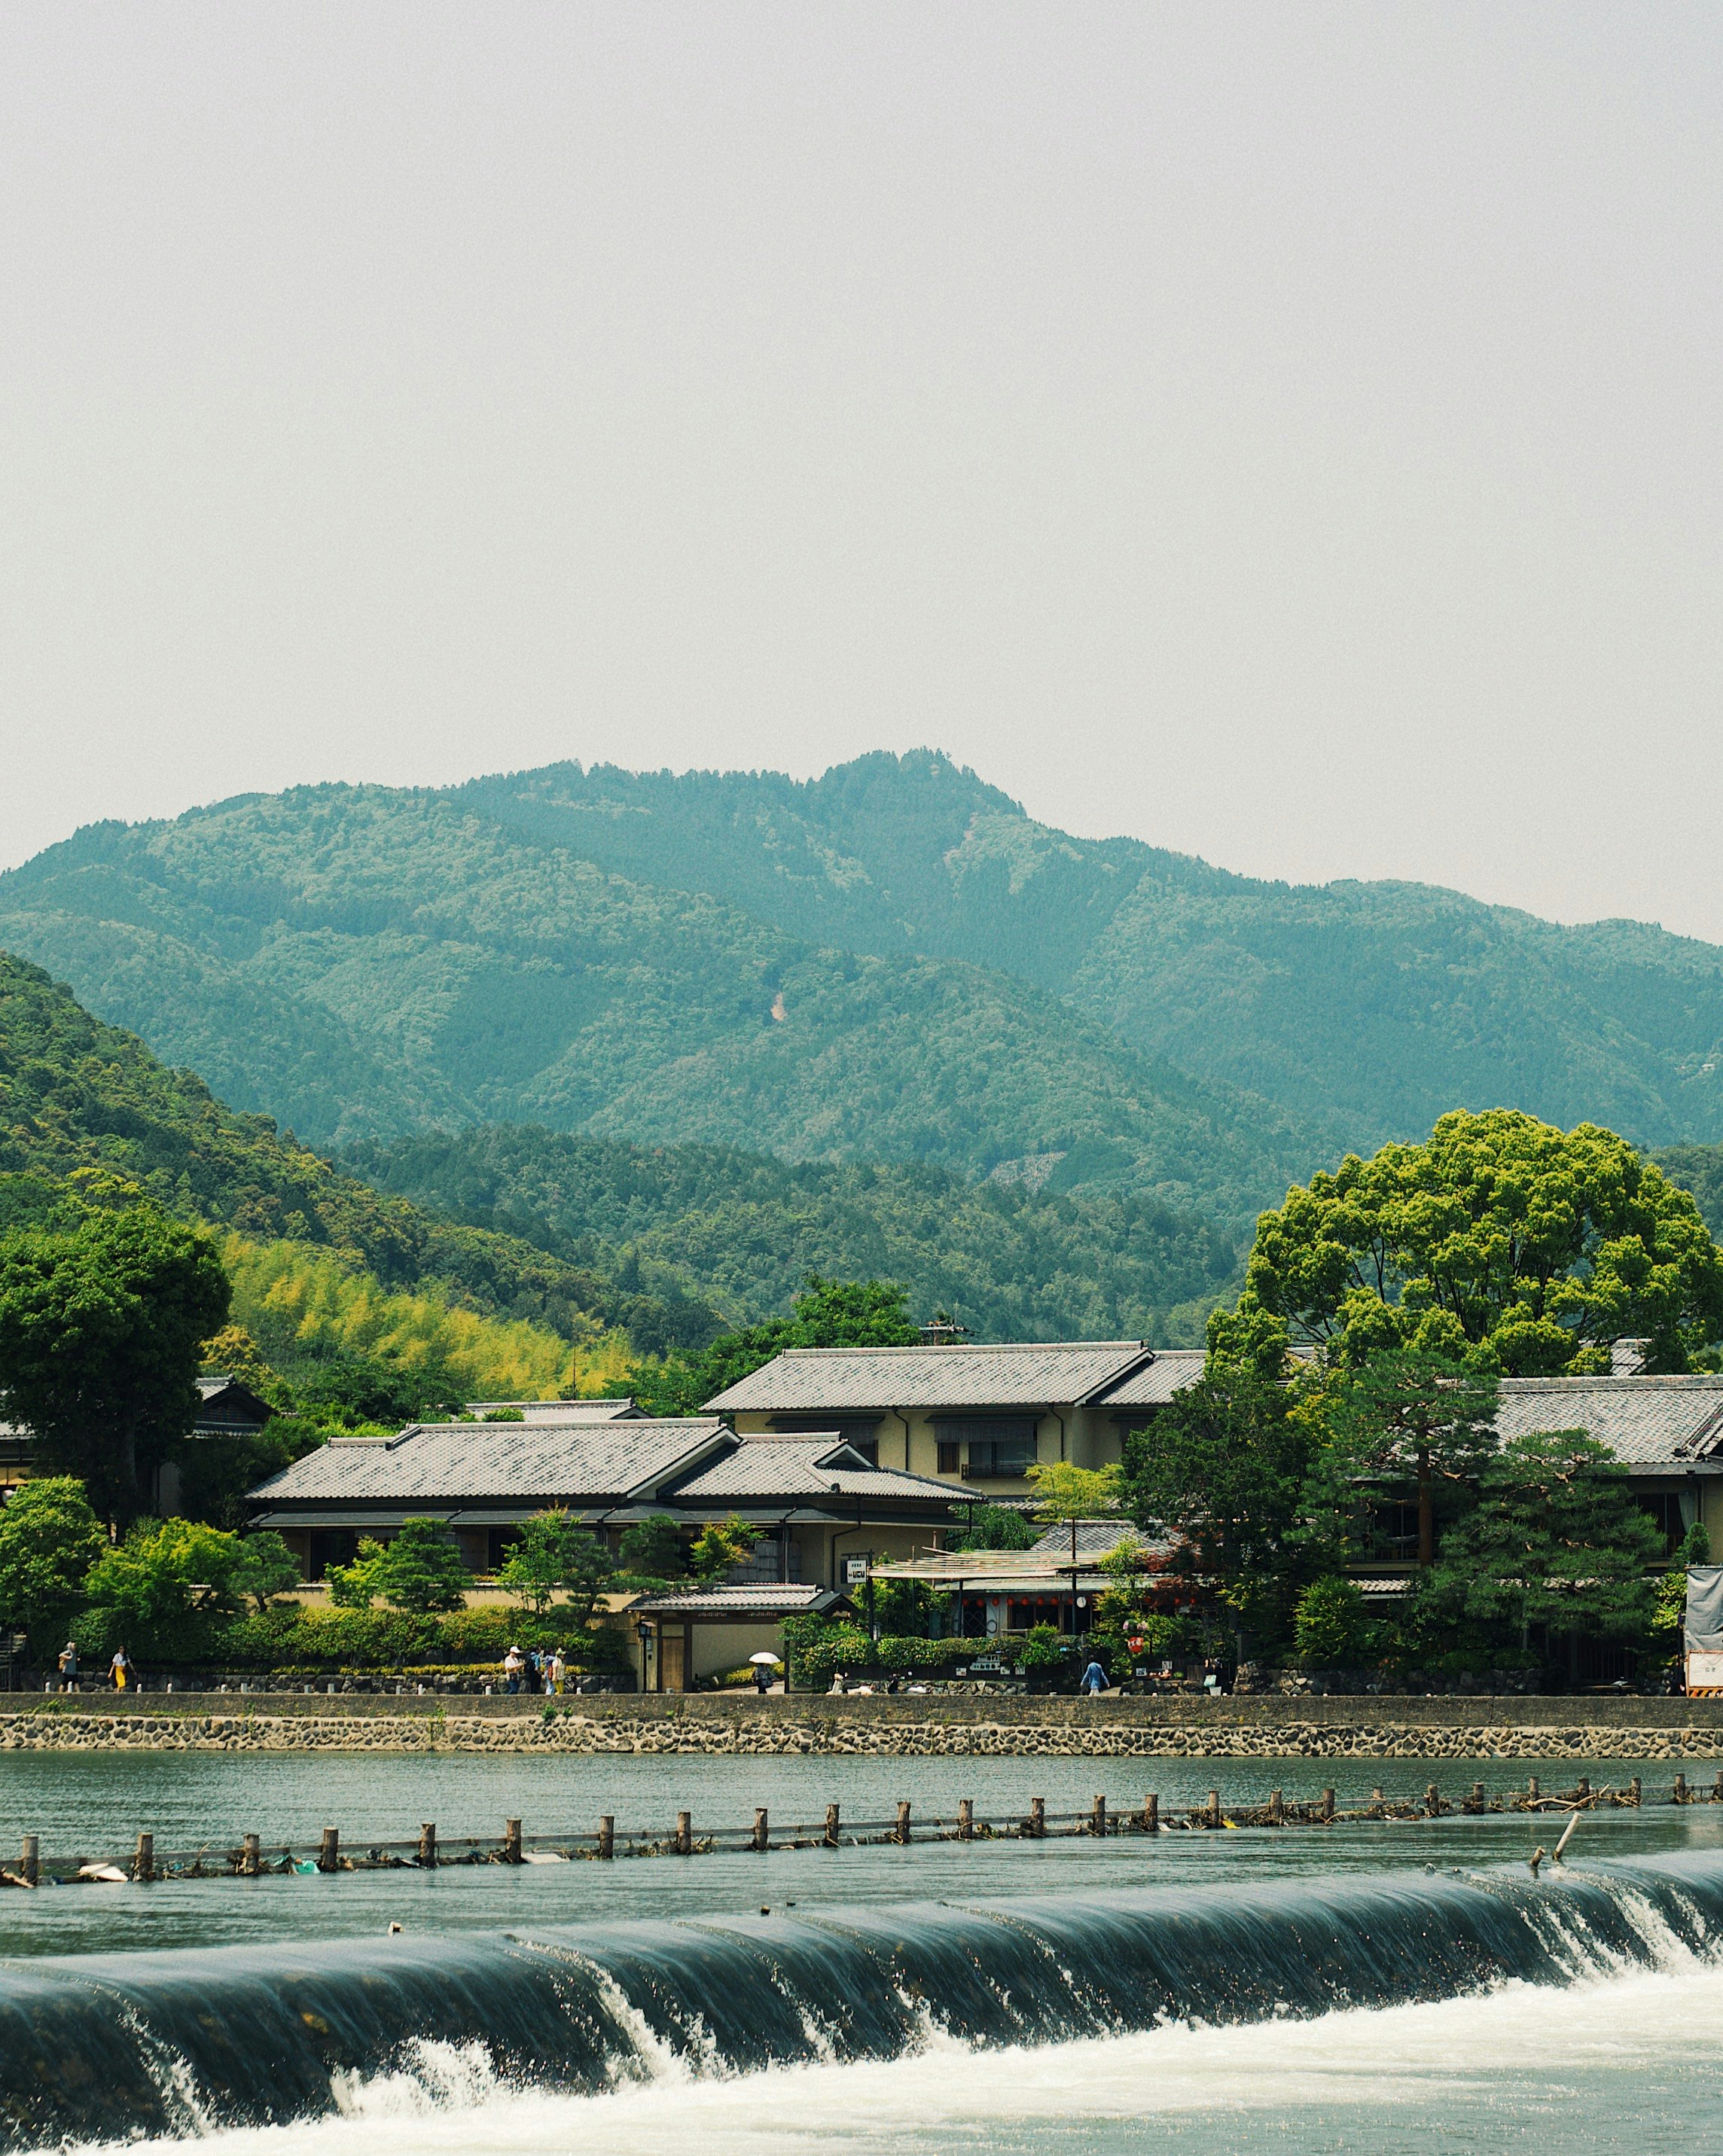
1294,1576,1371,1667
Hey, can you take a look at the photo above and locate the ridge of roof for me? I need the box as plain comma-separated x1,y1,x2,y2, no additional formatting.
1499,1374,1723,1389
764,1340,1147,1358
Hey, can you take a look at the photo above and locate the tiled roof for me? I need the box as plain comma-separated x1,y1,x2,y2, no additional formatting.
1495,1377,1723,1467
249,1418,731,1507
1096,1346,1316,1410
1093,1349,1207,1409
669,1437,959,1506
706,1341,1154,1413
629,1585,846,1616
464,1398,641,1422
1027,1518,1139,1556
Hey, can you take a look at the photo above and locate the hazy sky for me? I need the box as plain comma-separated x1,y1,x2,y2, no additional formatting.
4,5,1720,936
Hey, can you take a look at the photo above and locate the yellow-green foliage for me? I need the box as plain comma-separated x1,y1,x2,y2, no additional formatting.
222,1234,638,1402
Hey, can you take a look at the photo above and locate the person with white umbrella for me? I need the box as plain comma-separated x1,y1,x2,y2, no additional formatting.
749,1650,782,1695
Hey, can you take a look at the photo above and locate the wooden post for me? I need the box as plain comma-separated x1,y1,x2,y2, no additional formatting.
1093,1793,1109,1837
1425,1782,1440,1819
675,1811,692,1856
1469,1782,1485,1814
1576,1776,1590,1806
1371,1786,1383,1817
1713,1770,1722,1804
133,1833,153,1883
318,1827,340,1874
1029,1796,1046,1838
958,1798,974,1841
21,1836,38,1888
418,1822,438,1869
1675,1773,1688,1806
1269,1788,1284,1827
754,1807,770,1853
242,1833,261,1877
1206,1789,1221,1830
1320,1787,1334,1825
598,1815,614,1859
1143,1793,1158,1834
1527,1774,1539,1804
503,1818,523,1864
1630,1776,1642,1807
895,1801,911,1846
825,1802,841,1849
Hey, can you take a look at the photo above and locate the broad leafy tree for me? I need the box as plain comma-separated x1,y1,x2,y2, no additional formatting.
1120,1369,1314,1649
1209,1109,1723,1377
1421,1429,1664,1674
84,1517,254,1624
0,1476,106,1641
0,1204,231,1523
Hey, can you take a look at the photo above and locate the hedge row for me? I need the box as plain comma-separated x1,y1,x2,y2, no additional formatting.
64,1601,633,1674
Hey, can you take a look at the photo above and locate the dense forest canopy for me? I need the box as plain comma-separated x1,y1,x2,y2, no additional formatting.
0,950,717,1358
346,1123,1237,1343
0,782,1310,1227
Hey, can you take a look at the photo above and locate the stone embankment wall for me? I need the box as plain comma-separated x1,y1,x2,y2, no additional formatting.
7,1694,1723,1758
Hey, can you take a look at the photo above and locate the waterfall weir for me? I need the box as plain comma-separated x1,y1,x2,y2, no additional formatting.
2,1851,1720,2149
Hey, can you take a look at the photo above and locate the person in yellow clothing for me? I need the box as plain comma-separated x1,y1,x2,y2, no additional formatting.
109,1646,132,1690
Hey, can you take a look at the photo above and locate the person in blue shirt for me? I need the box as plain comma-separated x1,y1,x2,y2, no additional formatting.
1080,1658,1109,1695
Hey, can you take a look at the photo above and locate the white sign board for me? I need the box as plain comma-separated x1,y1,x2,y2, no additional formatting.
843,1555,870,1584
1687,1651,1723,1693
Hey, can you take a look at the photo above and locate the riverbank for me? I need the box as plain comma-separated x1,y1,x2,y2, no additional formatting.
8,1692,1723,1758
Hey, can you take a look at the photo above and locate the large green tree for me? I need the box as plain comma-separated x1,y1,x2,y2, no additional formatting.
0,1476,106,1642
1211,1110,1723,1377
1120,1369,1314,1651
1420,1429,1664,1676
0,1204,231,1522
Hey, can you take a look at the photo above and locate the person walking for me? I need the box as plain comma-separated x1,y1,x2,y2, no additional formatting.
1079,1656,1109,1697
549,1648,566,1695
57,1642,78,1694
109,1645,133,1691
503,1645,524,1695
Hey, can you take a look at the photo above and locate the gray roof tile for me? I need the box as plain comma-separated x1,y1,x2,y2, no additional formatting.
1495,1377,1723,1467
706,1341,1154,1413
249,1418,730,1507
630,1584,846,1615
671,1437,959,1505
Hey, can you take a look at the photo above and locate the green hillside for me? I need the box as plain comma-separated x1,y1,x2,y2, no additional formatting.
0,786,1315,1226
452,752,1723,1154
0,950,716,1355
11,748,1722,1247
346,1124,1240,1346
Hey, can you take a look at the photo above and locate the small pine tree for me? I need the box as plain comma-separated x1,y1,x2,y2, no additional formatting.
1424,1429,1664,1668
371,1518,470,1614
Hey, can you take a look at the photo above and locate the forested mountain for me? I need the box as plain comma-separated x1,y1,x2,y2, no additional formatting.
9,749,1723,1252
0,786,1313,1226
0,950,715,1355
453,752,1723,1154
346,1124,1238,1346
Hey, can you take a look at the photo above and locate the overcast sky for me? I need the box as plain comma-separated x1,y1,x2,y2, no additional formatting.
3,5,1719,937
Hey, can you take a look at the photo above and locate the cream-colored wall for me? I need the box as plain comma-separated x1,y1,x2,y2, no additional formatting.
733,1406,1127,1496
1699,1479,1723,1552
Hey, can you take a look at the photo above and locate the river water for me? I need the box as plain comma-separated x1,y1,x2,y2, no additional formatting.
5,1749,1723,2153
